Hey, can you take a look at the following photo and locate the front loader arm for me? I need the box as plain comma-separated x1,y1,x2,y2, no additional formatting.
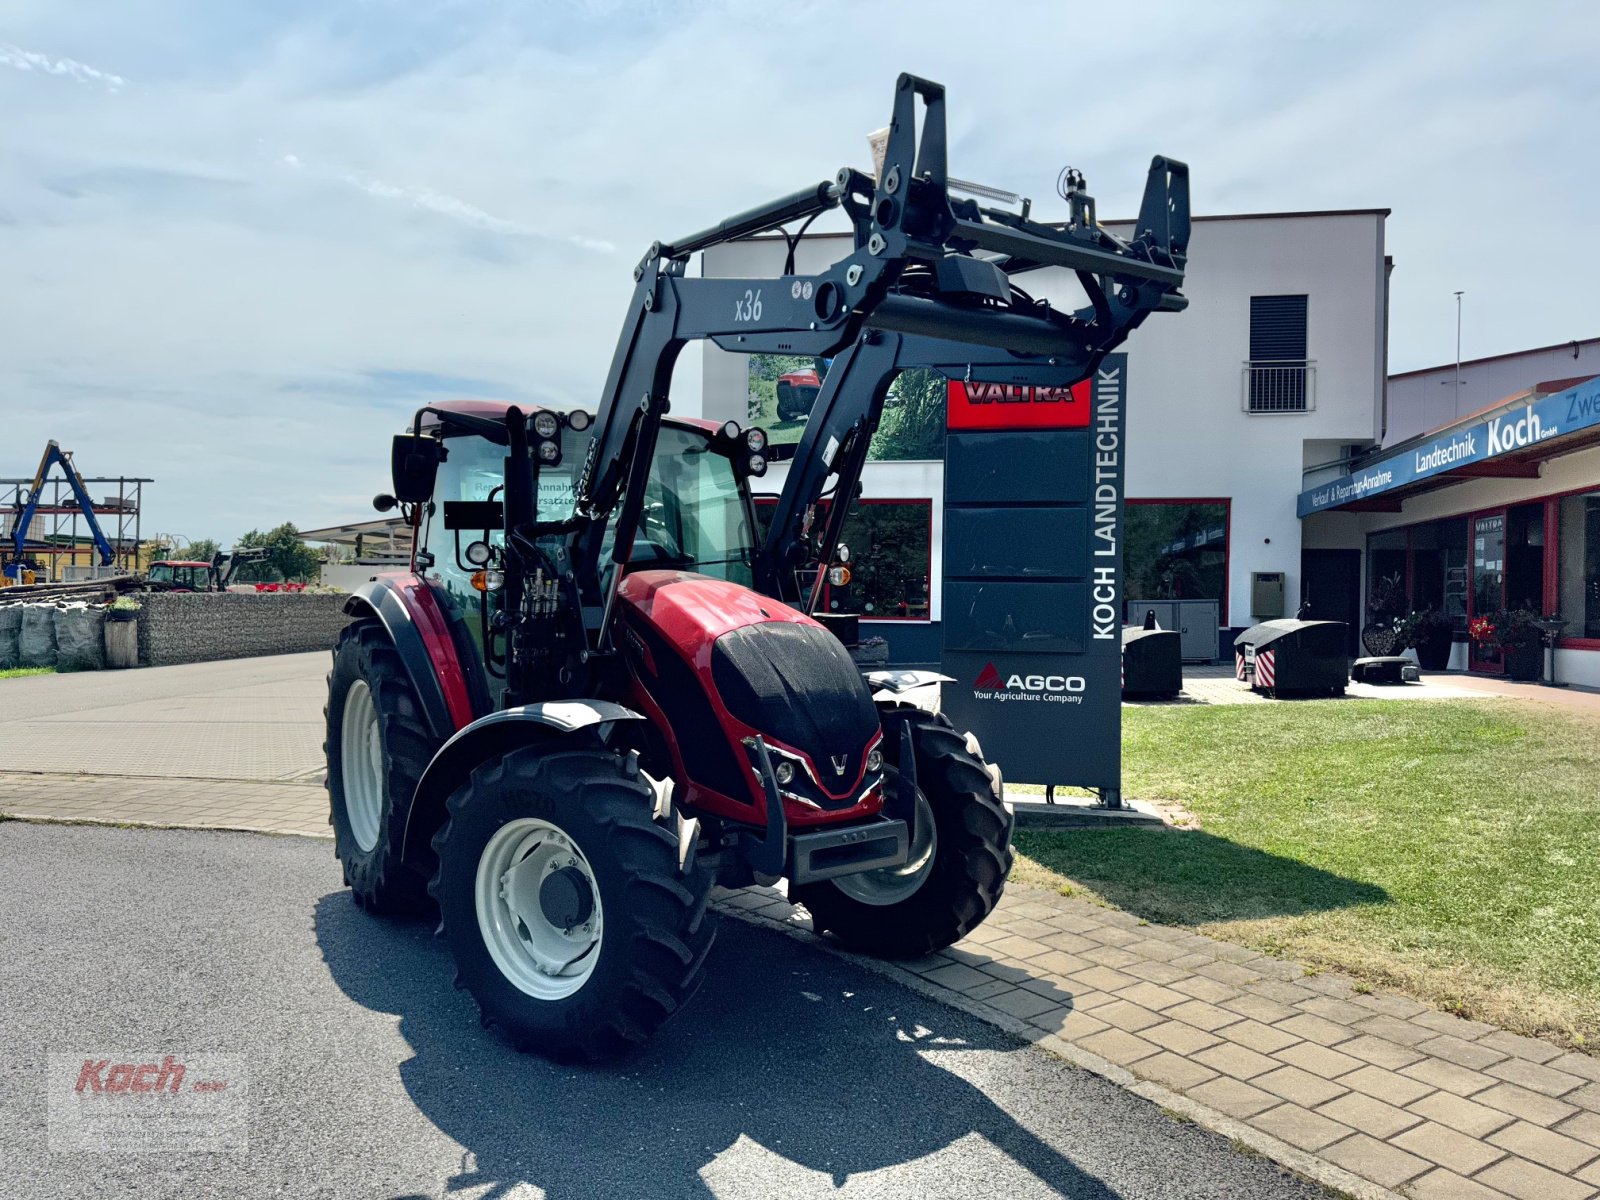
568,71,1189,652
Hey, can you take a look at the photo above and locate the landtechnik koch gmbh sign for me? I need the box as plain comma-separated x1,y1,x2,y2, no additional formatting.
1298,377,1600,517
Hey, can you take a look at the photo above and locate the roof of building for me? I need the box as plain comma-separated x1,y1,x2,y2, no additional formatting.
1390,336,1600,380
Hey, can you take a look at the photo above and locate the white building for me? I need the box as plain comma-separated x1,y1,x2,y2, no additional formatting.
699,209,1392,666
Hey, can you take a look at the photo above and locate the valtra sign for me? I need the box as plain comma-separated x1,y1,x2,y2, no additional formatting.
941,355,1127,796
945,378,1091,430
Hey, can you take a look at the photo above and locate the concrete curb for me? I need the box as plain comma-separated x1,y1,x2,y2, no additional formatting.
715,899,1402,1200
0,811,335,841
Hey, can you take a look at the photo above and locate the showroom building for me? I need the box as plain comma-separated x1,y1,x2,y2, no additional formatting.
1301,341,1600,687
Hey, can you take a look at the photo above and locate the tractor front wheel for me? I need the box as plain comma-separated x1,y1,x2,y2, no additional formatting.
430,746,716,1061
795,710,1011,959
325,620,436,914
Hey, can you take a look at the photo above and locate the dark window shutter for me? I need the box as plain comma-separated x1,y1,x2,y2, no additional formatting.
1250,295,1308,360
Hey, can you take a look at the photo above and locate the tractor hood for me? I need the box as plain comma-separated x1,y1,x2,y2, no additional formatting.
618,571,884,813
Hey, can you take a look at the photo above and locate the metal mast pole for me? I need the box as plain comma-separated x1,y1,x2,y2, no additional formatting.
1453,290,1464,396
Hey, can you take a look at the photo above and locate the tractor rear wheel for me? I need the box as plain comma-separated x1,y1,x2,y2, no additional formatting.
430,745,716,1061
325,620,436,914
795,709,1011,959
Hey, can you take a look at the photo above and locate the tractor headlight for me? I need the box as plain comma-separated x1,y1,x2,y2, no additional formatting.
866,748,884,773
745,427,767,453
566,409,592,432
774,761,795,786
532,411,561,440
537,440,561,464
464,539,493,567
747,453,767,477
483,568,505,591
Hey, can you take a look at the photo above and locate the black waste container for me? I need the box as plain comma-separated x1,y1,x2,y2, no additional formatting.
1233,620,1348,697
1122,626,1182,698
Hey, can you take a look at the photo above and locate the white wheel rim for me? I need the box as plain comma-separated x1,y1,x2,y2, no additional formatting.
834,789,937,907
340,680,383,853
475,817,604,1001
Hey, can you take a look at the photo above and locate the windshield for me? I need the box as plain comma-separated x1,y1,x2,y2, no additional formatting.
619,425,756,586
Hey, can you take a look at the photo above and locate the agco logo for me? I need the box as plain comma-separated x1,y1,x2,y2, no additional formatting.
973,663,1086,699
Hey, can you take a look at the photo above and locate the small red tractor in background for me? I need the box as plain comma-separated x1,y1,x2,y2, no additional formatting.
774,366,822,421
146,547,272,592
326,75,1188,1059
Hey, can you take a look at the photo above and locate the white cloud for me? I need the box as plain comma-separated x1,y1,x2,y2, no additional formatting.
0,42,124,90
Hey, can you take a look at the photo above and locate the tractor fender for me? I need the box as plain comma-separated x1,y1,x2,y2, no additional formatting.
400,702,646,866
864,669,953,697
344,576,482,741
866,669,953,719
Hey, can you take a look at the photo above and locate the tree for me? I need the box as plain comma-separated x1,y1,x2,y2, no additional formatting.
175,537,221,564
869,369,946,461
233,523,323,583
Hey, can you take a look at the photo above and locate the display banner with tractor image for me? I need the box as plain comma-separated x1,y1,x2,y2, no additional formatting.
747,353,947,461
940,354,1127,800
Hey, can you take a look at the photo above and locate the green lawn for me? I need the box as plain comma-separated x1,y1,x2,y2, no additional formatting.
0,667,53,680
1011,699,1600,1049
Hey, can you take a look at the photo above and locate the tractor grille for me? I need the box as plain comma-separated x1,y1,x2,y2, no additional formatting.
711,622,879,800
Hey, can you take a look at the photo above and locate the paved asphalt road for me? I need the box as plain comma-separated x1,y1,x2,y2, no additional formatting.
0,824,1325,1200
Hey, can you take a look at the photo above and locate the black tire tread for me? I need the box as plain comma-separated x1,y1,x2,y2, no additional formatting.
429,746,716,1062
796,707,1011,959
324,620,436,914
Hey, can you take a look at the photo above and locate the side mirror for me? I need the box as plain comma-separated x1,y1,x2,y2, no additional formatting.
390,435,444,504
373,493,398,513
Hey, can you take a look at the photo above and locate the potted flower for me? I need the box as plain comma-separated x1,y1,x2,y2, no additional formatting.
1403,609,1455,670
1362,572,1409,657
1469,609,1544,680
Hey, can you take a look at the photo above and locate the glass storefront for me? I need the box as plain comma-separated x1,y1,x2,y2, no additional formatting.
1364,486,1600,664
1125,502,1229,604
1559,491,1600,639
752,497,933,621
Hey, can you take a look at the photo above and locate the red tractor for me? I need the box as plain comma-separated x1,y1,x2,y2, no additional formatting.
774,366,822,421
326,75,1188,1059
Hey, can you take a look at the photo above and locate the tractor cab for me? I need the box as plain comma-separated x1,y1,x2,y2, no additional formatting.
400,399,768,710
147,561,212,592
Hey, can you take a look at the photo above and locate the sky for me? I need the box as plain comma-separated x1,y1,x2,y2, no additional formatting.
3,0,1598,544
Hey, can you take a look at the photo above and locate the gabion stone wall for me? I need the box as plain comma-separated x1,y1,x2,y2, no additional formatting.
137,593,351,667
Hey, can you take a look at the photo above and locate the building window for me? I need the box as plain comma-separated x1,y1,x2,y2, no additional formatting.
745,355,945,461
1244,294,1314,413
1411,517,1469,631
1367,529,1408,614
752,497,933,620
1125,502,1229,604
1559,491,1600,639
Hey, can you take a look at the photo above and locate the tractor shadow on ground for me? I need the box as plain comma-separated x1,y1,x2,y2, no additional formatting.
316,896,1127,1200
1013,827,1389,927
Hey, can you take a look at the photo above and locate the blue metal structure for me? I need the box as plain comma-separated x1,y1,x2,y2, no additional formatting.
6,441,117,576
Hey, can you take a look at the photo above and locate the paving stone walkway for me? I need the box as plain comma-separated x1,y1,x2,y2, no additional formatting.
722,885,1600,1200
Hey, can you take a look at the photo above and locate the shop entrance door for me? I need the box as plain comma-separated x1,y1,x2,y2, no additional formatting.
1469,511,1506,673
1301,549,1361,657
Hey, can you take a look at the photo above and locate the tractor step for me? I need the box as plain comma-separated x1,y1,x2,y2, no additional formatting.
788,817,909,885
